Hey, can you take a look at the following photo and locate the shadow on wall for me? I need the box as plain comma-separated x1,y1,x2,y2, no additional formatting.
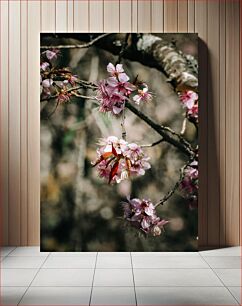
198,38,220,249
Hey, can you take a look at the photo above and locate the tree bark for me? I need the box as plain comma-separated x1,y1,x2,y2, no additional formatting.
41,33,198,90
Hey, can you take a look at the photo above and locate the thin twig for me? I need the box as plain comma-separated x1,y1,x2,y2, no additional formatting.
40,33,111,49
72,92,98,101
47,100,60,119
154,162,189,207
76,80,98,89
159,124,194,155
41,85,97,102
41,86,82,102
140,138,164,148
41,78,195,159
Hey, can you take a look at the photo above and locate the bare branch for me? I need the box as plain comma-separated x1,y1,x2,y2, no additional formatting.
71,92,98,102
158,124,194,155
41,77,195,158
41,33,112,50
44,33,198,90
47,100,60,119
140,138,164,148
75,80,98,90
41,85,97,103
155,163,189,207
125,101,195,159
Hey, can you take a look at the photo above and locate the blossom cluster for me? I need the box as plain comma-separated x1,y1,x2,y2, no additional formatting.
92,136,151,184
179,161,198,209
179,90,198,122
122,197,168,236
96,63,152,115
40,49,78,103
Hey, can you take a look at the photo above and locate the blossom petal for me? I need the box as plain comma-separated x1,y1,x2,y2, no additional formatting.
107,77,118,87
116,64,124,73
118,73,129,83
107,63,115,74
124,82,136,91
133,95,141,105
113,106,123,114
42,79,53,88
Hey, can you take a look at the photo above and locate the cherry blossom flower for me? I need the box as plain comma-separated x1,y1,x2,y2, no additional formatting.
179,90,198,109
92,136,151,184
179,90,198,121
122,197,168,236
106,63,136,96
106,63,136,94
133,84,152,104
42,78,53,88
96,80,126,115
96,63,154,114
45,49,60,62
107,63,125,78
41,87,51,99
107,76,136,96
40,62,50,71
41,78,55,99
187,103,198,119
179,160,198,209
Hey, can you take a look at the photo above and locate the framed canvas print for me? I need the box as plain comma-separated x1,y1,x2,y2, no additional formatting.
40,33,198,252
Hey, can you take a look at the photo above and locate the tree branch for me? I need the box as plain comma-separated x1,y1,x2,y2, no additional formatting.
41,75,195,158
140,138,164,148
41,33,112,50
41,85,98,103
125,101,195,159
155,163,189,207
41,33,198,90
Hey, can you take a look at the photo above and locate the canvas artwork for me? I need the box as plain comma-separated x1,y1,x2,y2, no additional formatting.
40,33,198,252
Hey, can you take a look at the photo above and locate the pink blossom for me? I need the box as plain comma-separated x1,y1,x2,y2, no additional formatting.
107,63,126,82
107,76,136,96
125,143,151,176
92,136,151,184
107,62,136,95
45,49,60,61
95,63,139,114
179,161,198,208
133,85,152,105
41,87,51,99
40,62,50,71
179,90,198,109
42,78,53,88
96,80,126,115
187,103,198,119
122,197,168,236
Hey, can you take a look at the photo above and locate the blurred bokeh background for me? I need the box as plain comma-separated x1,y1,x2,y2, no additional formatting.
40,33,198,252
